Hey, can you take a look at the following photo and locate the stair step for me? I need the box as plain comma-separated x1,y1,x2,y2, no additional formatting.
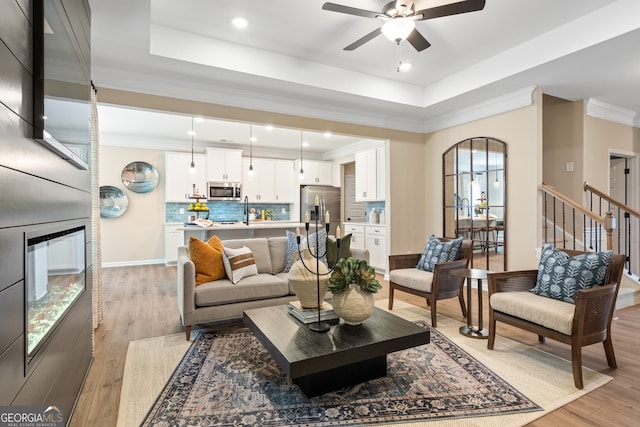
615,273,640,310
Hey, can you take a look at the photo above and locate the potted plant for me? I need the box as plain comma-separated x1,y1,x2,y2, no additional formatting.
328,257,381,325
264,208,274,220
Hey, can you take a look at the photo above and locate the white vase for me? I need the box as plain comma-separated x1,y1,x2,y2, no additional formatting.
288,248,329,309
332,282,375,325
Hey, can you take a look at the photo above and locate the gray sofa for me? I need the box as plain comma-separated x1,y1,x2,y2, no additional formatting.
177,236,368,340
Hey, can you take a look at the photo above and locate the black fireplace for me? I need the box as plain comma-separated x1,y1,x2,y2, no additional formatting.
25,223,86,373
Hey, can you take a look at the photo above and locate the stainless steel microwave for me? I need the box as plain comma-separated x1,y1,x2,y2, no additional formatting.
207,182,241,201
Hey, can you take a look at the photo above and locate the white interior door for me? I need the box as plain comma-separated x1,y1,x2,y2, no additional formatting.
344,174,365,223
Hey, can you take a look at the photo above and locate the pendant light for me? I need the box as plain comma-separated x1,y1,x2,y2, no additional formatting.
248,124,254,177
299,130,305,180
188,117,196,175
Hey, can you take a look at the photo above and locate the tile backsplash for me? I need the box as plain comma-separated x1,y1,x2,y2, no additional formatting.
365,201,386,222
167,201,383,224
166,201,291,223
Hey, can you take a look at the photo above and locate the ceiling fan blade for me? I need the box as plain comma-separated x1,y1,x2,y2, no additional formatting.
344,27,383,51
406,29,431,52
415,0,485,21
322,2,384,19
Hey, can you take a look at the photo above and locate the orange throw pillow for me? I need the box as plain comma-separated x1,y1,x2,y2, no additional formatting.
189,236,226,285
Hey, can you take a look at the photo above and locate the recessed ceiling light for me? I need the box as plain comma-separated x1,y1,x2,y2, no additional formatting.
187,130,197,136
265,125,274,131
398,62,412,71
302,142,310,147
324,132,332,138
232,17,248,29
250,136,257,142
194,117,204,123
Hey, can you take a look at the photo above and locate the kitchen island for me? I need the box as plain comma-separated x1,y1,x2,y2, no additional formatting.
165,221,326,265
179,221,323,242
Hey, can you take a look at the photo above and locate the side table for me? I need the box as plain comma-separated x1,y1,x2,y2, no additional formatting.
450,268,493,339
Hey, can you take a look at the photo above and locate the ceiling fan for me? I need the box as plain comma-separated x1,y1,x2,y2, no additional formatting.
322,0,486,52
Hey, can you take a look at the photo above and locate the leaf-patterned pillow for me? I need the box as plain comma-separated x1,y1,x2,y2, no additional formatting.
301,228,328,266
417,235,463,272
530,244,612,304
284,230,299,273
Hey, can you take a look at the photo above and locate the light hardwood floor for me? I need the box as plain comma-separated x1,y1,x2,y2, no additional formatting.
70,264,640,426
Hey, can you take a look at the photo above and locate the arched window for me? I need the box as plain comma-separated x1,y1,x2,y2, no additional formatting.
443,137,507,271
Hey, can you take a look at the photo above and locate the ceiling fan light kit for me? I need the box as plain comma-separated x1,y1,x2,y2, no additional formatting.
381,17,415,43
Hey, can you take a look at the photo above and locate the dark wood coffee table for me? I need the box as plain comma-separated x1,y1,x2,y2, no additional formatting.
243,304,430,397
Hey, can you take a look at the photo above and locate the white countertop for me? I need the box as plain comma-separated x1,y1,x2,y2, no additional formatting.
344,222,385,226
178,221,310,231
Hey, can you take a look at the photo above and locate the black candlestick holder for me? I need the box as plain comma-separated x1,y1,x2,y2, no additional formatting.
297,203,340,333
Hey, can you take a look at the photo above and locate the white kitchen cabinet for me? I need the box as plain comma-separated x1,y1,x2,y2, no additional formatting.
206,147,243,182
242,158,294,203
273,159,295,202
365,225,387,273
165,152,207,202
165,223,184,265
355,147,386,202
376,146,386,200
343,223,365,251
242,158,275,202
295,160,333,185
355,149,377,201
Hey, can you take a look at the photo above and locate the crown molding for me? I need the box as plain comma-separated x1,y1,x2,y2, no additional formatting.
422,86,537,133
585,98,639,128
323,139,385,160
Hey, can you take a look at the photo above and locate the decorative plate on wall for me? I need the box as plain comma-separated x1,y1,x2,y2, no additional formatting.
100,186,129,218
121,161,159,193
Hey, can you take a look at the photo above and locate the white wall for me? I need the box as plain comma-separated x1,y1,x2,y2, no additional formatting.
99,146,166,265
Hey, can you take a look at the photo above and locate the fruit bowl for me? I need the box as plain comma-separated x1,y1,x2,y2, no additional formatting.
188,202,209,212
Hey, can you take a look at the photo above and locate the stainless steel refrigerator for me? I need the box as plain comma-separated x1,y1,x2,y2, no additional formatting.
300,185,341,234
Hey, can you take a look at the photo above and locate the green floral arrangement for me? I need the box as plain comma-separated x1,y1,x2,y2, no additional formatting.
327,257,382,294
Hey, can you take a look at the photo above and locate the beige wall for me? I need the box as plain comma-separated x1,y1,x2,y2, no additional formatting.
99,146,166,264
97,88,424,264
583,115,637,191
423,90,543,270
542,96,584,203
542,97,638,199
388,139,428,254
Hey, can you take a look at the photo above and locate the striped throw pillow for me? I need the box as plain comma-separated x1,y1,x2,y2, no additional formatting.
222,246,258,284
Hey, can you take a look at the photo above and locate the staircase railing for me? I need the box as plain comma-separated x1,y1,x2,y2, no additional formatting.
539,183,614,252
584,182,640,277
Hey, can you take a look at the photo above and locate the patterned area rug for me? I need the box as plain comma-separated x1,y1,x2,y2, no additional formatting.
141,321,540,426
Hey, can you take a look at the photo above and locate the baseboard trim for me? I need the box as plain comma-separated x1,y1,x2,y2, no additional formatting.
102,259,166,268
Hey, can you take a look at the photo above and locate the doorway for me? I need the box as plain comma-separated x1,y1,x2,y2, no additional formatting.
443,138,507,271
609,152,639,275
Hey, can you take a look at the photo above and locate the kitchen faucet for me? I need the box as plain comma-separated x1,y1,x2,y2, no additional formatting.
243,195,249,225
